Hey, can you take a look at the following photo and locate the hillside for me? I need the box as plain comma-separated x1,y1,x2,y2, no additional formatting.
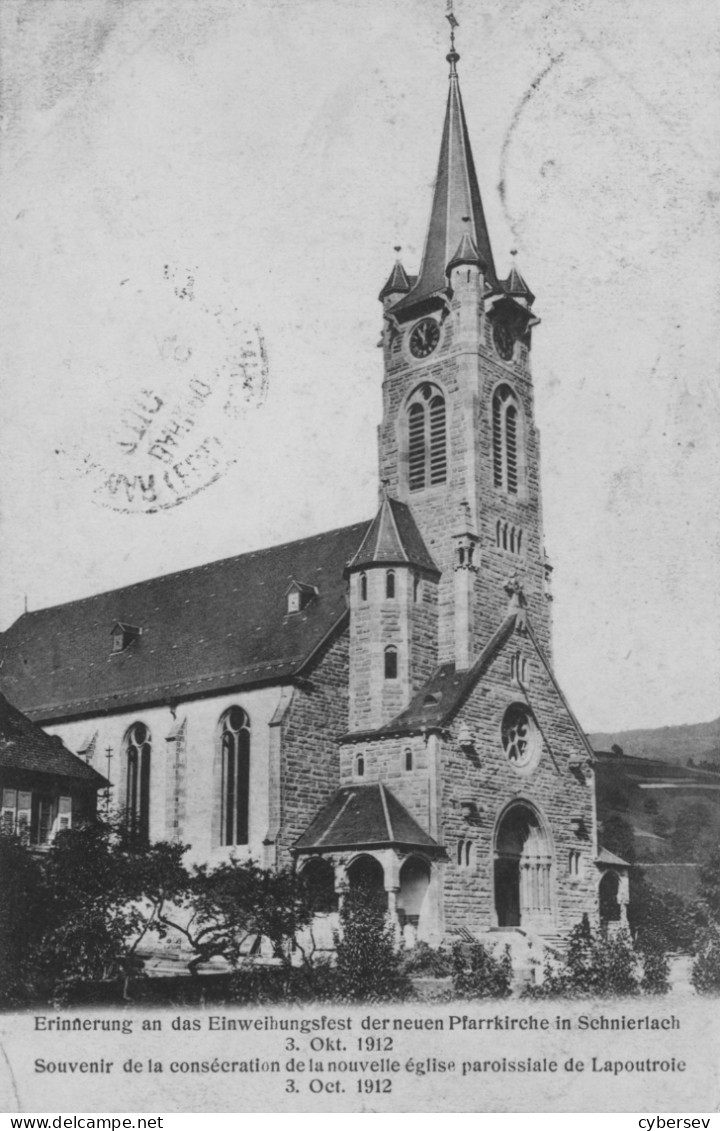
589,717,720,768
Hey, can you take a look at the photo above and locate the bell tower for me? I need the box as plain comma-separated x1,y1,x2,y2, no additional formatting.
377,18,552,668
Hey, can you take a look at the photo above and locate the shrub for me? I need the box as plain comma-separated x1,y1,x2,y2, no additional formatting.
332,885,413,1002
691,926,720,994
0,833,49,1006
640,947,670,995
400,941,453,978
525,915,641,998
629,877,699,954
158,860,314,975
697,847,720,926
452,941,512,999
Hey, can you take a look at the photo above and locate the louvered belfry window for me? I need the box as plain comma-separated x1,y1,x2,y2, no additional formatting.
492,385,520,494
407,384,447,491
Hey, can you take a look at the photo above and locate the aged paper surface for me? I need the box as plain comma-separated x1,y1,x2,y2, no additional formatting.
0,0,718,1115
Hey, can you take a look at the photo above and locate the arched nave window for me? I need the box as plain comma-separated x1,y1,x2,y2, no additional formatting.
125,722,151,842
220,707,250,846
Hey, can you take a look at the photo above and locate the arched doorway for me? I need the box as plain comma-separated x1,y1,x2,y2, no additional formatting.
599,871,621,925
397,857,430,944
494,804,554,931
347,854,387,913
302,857,338,914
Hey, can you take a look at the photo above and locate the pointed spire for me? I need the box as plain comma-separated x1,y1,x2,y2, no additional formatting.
378,246,412,302
394,19,497,312
503,250,535,306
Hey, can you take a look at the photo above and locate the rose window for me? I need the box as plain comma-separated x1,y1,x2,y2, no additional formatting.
501,704,539,771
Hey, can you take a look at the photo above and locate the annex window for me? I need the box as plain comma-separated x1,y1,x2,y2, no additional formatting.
386,570,396,599
492,385,521,495
355,753,365,778
360,572,368,601
2,789,32,840
220,707,250,846
404,747,413,772
407,384,447,491
384,646,398,680
1,790,71,846
125,722,151,842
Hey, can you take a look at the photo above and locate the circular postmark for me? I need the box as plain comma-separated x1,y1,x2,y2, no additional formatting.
58,265,269,513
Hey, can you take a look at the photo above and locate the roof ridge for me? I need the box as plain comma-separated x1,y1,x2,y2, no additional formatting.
378,782,395,841
12,519,371,623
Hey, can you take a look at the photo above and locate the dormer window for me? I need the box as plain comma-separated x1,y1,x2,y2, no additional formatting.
110,623,141,654
285,580,317,615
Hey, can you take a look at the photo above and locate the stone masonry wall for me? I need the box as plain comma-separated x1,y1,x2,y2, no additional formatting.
348,568,438,733
379,276,552,667
277,627,349,864
438,624,596,936
339,734,431,830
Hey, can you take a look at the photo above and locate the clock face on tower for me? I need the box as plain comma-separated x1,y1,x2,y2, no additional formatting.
492,319,515,362
409,318,440,359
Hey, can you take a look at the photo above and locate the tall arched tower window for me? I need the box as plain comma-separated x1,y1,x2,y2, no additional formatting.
492,384,520,494
125,722,151,842
407,384,447,491
220,706,250,846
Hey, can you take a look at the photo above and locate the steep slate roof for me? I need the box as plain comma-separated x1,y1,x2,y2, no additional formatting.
0,521,370,723
346,495,439,576
378,258,411,301
595,847,630,867
502,259,535,305
294,782,440,852
0,693,107,786
393,58,498,313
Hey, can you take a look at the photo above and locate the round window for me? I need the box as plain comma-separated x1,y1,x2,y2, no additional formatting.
501,704,539,771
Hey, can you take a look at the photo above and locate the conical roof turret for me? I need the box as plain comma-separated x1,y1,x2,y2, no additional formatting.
502,253,535,306
346,493,439,576
379,249,412,302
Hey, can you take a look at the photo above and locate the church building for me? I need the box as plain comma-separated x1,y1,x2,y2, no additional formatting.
0,25,616,947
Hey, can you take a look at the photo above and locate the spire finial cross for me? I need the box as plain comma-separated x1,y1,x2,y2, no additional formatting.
445,0,459,75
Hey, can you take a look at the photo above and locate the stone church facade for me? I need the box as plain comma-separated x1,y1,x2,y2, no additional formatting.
0,33,614,947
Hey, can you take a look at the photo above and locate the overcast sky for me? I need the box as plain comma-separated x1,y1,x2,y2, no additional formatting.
0,0,718,733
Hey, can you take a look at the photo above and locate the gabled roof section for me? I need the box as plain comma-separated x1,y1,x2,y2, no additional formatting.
352,614,516,738
345,495,439,576
293,782,440,852
0,521,370,723
394,61,497,313
0,693,107,786
344,610,595,757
